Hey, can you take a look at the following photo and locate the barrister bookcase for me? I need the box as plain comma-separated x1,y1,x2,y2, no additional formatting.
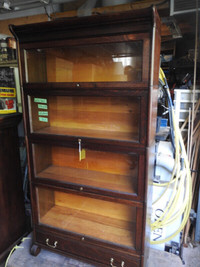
10,7,161,267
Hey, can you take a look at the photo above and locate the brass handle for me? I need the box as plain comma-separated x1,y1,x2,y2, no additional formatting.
110,258,125,267
78,138,81,161
110,258,117,267
46,238,58,249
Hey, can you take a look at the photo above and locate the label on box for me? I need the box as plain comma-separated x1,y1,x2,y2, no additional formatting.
81,149,86,160
38,111,48,116
0,87,17,114
34,98,47,104
39,117,48,122
0,87,16,98
38,104,48,110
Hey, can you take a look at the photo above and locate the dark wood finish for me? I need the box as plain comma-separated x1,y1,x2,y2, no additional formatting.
0,113,27,261
10,7,161,267
147,7,161,147
35,228,141,267
10,8,155,44
30,244,41,256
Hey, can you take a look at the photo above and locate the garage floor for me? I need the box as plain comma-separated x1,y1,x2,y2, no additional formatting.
1,234,200,267
148,245,200,267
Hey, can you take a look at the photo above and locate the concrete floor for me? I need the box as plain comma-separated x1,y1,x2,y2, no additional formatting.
148,245,200,267
0,235,200,267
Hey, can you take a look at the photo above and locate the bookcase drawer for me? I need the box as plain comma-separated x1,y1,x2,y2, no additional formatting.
35,228,141,267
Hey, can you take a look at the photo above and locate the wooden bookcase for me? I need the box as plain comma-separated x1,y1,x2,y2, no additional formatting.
0,113,27,261
10,7,161,267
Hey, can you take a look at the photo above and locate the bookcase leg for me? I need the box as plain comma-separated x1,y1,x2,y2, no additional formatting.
30,244,41,256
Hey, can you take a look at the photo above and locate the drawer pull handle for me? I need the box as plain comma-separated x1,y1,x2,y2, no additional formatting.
110,258,125,267
78,138,82,161
46,238,58,248
110,258,117,267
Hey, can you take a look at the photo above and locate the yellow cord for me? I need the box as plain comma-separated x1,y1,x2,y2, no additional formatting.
5,245,24,267
150,99,192,245
4,237,31,267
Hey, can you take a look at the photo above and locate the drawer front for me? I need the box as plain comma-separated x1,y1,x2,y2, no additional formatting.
35,228,141,267
30,142,145,201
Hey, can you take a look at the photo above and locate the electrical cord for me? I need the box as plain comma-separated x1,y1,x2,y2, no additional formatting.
4,237,31,267
159,70,175,152
150,70,192,245
151,108,192,244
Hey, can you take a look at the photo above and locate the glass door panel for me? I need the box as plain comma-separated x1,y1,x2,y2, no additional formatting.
37,187,136,248
25,41,143,83
29,96,140,142
33,144,138,195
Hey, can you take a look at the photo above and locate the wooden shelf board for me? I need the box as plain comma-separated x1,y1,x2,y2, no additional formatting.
40,205,136,248
35,126,139,141
38,165,137,194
